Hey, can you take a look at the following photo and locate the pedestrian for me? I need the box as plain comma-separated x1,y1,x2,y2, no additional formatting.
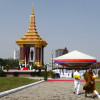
73,68,81,95
83,68,95,98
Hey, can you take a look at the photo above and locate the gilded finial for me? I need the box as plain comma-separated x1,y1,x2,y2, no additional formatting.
31,3,34,15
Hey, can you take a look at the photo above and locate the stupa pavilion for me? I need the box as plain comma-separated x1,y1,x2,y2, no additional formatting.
15,7,48,67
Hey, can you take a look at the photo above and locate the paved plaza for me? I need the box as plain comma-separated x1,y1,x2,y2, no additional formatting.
0,79,99,100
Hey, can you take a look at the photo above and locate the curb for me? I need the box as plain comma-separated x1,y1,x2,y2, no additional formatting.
0,80,44,98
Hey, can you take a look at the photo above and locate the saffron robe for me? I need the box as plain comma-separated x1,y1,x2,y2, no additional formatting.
83,71,95,93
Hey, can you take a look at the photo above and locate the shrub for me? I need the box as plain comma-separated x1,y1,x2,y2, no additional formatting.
44,65,47,71
38,67,41,76
13,72,19,77
0,70,6,77
32,65,38,71
48,70,55,78
42,71,48,81
83,72,86,79
30,72,35,76
5,64,10,71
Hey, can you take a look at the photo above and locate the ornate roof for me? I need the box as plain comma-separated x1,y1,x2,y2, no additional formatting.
15,7,48,48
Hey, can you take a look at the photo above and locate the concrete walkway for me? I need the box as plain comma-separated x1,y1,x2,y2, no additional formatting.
0,78,100,100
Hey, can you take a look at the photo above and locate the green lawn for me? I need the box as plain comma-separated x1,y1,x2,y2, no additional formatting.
97,77,100,79
0,77,39,92
95,77,100,92
95,81,100,93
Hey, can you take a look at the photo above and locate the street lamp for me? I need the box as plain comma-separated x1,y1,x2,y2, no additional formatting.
51,50,54,70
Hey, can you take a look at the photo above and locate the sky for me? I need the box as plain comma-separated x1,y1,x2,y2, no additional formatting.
0,0,100,63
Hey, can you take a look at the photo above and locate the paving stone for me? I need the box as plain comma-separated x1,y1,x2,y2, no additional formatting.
0,79,100,100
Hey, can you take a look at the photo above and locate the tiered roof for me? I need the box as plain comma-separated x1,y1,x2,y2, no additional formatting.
15,7,47,47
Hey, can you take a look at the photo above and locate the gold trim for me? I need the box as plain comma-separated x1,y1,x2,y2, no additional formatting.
35,61,42,67
19,60,25,65
19,44,23,48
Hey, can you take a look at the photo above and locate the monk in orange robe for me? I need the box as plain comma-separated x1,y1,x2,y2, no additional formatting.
83,68,95,98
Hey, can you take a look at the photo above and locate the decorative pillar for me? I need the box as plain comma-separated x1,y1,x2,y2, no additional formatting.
37,48,40,61
34,45,42,67
41,45,44,66
26,46,30,64
34,47,38,62
39,48,41,62
19,45,24,65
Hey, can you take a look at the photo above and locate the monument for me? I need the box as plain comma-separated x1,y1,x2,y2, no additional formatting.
15,7,48,67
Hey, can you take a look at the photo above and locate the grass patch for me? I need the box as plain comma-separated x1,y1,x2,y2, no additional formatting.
97,77,100,79
95,81,100,93
0,77,39,92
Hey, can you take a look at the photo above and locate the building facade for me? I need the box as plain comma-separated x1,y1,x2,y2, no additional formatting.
55,47,68,57
14,49,20,60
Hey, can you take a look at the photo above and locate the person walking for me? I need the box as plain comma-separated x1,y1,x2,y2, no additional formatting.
73,68,81,95
83,68,95,98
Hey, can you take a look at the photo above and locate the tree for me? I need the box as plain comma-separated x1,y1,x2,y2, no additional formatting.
44,65,47,71
0,58,5,66
5,64,10,71
0,58,19,68
0,69,6,77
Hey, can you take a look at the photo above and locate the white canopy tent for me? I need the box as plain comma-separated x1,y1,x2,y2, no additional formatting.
54,50,97,67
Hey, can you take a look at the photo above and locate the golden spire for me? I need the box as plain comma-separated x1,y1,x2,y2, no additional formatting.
31,4,34,15
15,5,48,48
26,5,37,35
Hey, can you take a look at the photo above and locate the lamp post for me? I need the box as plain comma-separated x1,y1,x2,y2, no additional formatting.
51,50,54,70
